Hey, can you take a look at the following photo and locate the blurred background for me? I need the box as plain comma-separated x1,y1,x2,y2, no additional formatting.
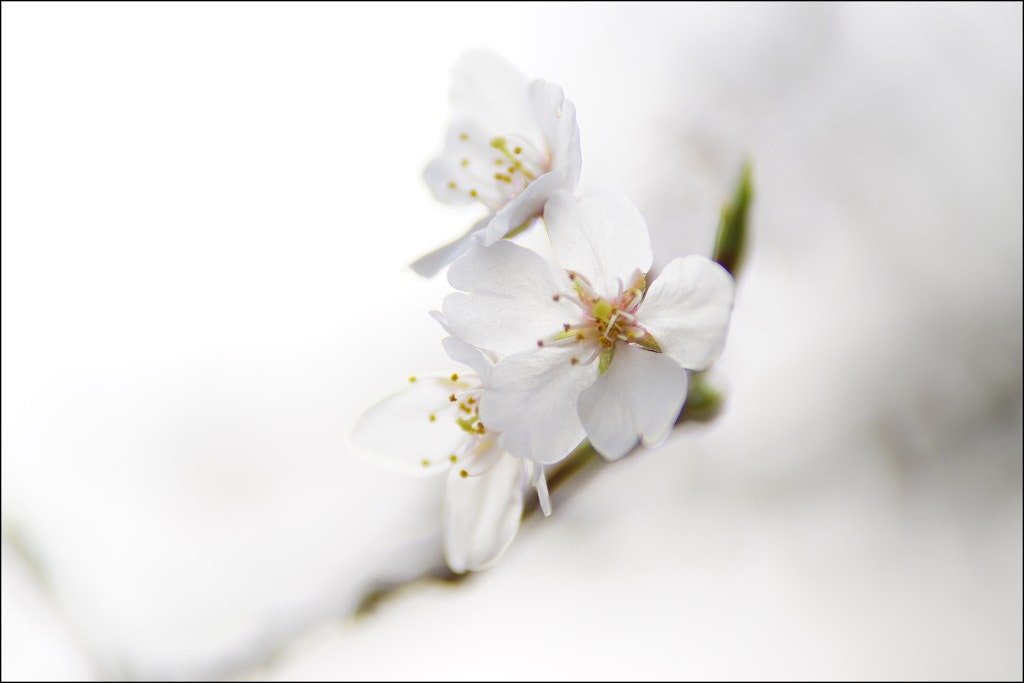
2,2,1020,679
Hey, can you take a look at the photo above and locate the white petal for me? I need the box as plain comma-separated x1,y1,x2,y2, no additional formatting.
449,49,539,144
529,79,582,188
531,463,552,517
577,345,688,462
409,216,488,278
481,345,595,464
637,256,735,371
351,377,474,477
423,149,477,207
443,451,525,574
474,170,567,246
441,335,494,382
544,189,653,298
444,240,575,357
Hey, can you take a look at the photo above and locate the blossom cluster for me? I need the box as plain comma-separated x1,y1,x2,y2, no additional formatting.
352,50,736,574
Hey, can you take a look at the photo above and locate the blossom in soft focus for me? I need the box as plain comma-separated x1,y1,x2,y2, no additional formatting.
411,49,582,277
442,188,735,463
351,335,547,573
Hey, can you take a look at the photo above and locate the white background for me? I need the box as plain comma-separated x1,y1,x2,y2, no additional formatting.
2,3,1021,680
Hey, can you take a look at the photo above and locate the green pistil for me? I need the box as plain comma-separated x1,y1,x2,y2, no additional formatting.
456,416,477,433
592,299,614,324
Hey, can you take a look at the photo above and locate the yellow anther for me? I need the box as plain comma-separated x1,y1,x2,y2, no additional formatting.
421,459,430,467
459,133,469,141
448,181,457,189
429,414,436,422
450,373,459,381
449,454,458,463
449,394,457,402
408,376,416,383
459,469,468,479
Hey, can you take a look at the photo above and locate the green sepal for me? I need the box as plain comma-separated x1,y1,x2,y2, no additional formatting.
712,160,753,279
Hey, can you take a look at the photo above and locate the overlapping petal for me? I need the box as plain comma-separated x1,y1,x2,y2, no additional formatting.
480,345,595,464
637,256,735,371
443,450,525,574
530,80,582,188
545,189,653,297
577,344,688,461
410,216,488,278
444,240,571,356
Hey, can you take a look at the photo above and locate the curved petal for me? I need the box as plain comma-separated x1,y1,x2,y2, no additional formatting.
441,335,495,382
531,463,552,517
544,189,653,298
474,170,567,246
481,345,595,464
529,79,582,188
577,345,688,462
444,240,576,357
351,376,477,477
443,450,525,574
449,48,539,144
409,216,489,278
637,256,735,371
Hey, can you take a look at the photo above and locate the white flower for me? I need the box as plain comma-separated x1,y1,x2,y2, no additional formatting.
441,188,735,463
411,49,582,277
351,335,548,574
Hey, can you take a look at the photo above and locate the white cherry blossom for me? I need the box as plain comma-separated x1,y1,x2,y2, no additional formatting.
411,49,582,277
441,188,735,464
351,335,548,573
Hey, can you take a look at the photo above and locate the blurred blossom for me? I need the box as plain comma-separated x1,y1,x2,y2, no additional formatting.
412,48,581,277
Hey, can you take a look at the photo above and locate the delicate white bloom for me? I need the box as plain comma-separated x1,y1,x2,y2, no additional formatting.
411,49,582,277
441,188,735,464
351,335,548,573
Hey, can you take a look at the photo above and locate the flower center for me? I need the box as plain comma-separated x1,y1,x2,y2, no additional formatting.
447,132,551,212
414,373,494,475
537,272,662,372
